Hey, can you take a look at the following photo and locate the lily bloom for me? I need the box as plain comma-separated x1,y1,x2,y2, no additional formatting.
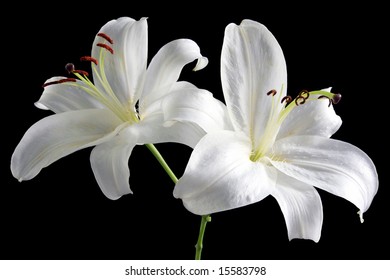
11,17,228,200
173,20,378,242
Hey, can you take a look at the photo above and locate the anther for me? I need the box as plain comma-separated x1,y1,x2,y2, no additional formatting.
80,56,98,65
97,43,114,54
295,96,306,106
72,69,89,76
281,95,292,104
318,95,332,107
97,33,114,44
267,89,277,96
298,90,310,99
42,78,77,88
65,63,75,74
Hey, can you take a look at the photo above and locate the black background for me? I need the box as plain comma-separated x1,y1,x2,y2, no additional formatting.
1,5,387,260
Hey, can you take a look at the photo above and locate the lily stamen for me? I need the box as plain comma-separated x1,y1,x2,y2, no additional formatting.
97,32,114,44
295,96,306,105
298,89,310,99
318,93,342,107
267,89,277,96
80,56,98,65
281,95,292,105
42,78,76,88
97,43,114,54
72,69,89,76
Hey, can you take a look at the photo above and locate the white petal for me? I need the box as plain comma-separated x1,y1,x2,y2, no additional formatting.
193,56,209,71
270,136,378,217
277,97,342,139
271,172,323,242
36,77,105,113
136,112,205,148
174,131,276,215
90,126,137,200
221,19,287,145
140,81,198,117
92,17,147,106
140,39,207,111
11,109,123,181
162,88,233,133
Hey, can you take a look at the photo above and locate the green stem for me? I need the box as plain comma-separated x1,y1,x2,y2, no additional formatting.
195,215,211,260
145,144,178,184
145,143,210,260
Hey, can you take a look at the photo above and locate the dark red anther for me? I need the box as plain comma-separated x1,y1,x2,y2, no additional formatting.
97,43,114,54
295,96,306,106
65,63,75,74
80,56,98,65
267,89,277,96
318,95,332,107
72,69,89,76
97,33,114,44
298,89,310,99
281,95,292,104
42,78,77,88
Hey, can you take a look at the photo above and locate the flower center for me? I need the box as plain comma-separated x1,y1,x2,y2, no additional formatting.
250,88,341,162
42,33,139,124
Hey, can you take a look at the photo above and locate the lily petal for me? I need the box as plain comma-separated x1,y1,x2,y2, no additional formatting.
11,109,123,181
140,81,198,117
221,19,287,145
174,131,276,215
277,97,342,139
271,172,323,242
36,77,105,113
90,126,138,200
162,88,233,133
270,136,378,218
140,39,208,111
92,17,147,106
136,112,205,148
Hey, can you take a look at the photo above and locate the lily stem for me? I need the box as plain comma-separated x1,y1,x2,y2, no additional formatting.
195,215,211,260
145,144,178,184
145,143,211,260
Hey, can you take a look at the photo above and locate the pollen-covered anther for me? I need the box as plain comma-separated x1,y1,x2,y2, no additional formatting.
318,95,332,107
72,69,89,76
295,96,306,105
97,33,114,44
281,95,292,105
80,56,98,65
97,43,114,54
42,78,77,88
266,89,277,96
294,90,310,106
298,89,310,100
318,94,341,107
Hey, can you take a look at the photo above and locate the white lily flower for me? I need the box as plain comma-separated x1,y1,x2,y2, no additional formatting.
173,20,378,242
11,17,229,200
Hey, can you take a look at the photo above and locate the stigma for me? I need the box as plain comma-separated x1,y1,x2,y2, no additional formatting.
41,32,139,124
250,87,341,162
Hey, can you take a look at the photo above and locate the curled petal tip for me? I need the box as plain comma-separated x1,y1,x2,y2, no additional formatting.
193,56,208,71
321,87,332,92
358,211,364,223
34,102,49,110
